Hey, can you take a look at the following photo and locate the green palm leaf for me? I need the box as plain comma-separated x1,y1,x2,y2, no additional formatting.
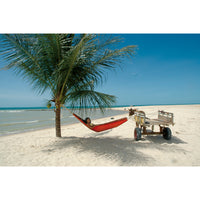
0,34,137,137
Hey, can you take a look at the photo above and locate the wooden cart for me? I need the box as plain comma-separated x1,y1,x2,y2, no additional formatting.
134,110,175,141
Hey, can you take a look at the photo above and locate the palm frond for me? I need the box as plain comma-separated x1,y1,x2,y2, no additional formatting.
0,34,137,110
67,89,116,113
0,34,54,95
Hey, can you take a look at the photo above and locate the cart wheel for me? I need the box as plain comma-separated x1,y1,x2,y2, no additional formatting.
163,127,172,140
134,128,141,141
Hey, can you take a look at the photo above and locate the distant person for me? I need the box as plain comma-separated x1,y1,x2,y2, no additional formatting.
129,108,137,116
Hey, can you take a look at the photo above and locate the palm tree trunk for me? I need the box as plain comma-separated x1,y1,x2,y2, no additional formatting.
55,103,61,137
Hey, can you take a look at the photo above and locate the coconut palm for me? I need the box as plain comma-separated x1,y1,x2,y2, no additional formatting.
0,34,136,137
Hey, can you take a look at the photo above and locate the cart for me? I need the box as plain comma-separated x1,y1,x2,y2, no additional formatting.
134,110,175,141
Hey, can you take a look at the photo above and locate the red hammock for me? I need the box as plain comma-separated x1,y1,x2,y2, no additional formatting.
73,113,128,132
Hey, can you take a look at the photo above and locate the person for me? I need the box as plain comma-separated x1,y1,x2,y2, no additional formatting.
129,108,137,116
84,117,95,128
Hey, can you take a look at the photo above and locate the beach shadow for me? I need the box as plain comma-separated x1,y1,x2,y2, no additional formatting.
144,135,187,144
43,136,152,165
93,130,112,136
42,135,187,166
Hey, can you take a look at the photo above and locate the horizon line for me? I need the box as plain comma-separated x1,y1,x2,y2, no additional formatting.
0,103,200,109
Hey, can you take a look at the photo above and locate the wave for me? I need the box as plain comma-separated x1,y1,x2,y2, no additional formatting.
0,130,20,135
0,110,25,113
0,120,39,127
25,120,39,124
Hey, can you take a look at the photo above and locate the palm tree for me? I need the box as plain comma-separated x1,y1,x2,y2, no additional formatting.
0,34,136,137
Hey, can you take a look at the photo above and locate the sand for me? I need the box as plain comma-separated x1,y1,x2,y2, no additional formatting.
0,105,200,166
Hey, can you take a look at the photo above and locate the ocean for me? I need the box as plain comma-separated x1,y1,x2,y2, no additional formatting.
0,107,128,136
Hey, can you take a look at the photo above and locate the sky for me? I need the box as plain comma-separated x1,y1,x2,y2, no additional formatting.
0,34,200,107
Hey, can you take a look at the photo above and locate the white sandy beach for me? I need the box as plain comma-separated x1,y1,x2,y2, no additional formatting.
0,105,200,166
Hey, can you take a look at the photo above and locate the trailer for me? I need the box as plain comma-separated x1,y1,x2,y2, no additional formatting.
134,110,175,141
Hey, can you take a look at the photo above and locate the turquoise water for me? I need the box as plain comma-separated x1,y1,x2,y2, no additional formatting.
0,108,128,136
1,104,199,136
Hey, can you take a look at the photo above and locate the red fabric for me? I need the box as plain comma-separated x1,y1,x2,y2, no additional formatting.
73,113,127,132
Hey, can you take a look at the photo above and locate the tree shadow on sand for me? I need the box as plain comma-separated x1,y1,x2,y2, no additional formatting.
43,135,187,166
92,129,112,136
143,135,187,144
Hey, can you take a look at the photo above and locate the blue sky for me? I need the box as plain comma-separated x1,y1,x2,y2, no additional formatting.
0,34,200,107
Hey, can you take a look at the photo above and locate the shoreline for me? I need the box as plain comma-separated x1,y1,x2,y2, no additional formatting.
0,112,128,138
1,104,200,138
0,103,199,110
1,104,200,166
0,108,127,137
